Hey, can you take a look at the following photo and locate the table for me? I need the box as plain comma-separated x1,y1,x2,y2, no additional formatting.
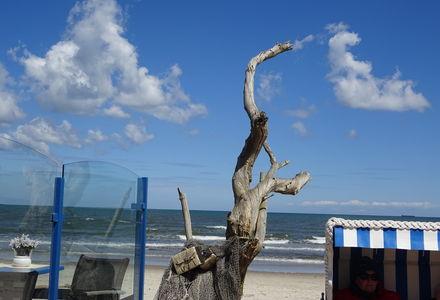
0,263,64,274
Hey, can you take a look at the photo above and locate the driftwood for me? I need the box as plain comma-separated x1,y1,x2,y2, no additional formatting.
178,188,193,240
226,42,310,289
160,42,311,299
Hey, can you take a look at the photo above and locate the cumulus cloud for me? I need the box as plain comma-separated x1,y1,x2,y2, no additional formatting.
4,117,81,155
325,22,349,34
19,0,206,123
257,72,282,102
292,121,308,136
301,199,431,208
103,105,130,118
0,63,25,124
85,129,108,143
327,23,430,112
0,134,17,150
124,123,154,144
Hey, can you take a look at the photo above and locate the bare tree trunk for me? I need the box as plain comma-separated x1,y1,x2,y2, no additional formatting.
226,42,311,293
156,42,310,300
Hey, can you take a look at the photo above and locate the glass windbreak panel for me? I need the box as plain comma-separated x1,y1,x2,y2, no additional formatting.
0,137,59,268
61,161,139,298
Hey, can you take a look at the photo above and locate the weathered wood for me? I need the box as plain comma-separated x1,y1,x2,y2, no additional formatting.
200,253,218,271
227,42,311,292
178,187,193,241
161,42,311,299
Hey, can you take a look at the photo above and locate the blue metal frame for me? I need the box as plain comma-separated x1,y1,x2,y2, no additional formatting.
133,177,148,300
48,172,147,299
48,177,64,300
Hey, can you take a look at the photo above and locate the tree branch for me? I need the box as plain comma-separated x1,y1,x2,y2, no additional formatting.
271,171,311,195
178,188,193,241
263,141,276,165
244,43,293,121
232,42,293,203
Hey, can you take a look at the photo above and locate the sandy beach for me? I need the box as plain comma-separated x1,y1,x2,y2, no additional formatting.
144,265,324,300
27,262,323,299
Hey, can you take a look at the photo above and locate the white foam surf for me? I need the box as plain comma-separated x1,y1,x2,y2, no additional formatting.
178,235,225,241
254,257,324,264
304,236,325,244
205,225,227,230
263,239,289,245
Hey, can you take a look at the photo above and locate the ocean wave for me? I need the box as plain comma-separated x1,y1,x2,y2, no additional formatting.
64,240,133,248
264,246,324,252
147,243,183,248
263,239,289,245
254,257,324,264
0,239,53,246
85,217,95,221
304,236,325,245
118,220,131,224
205,225,227,230
178,235,225,241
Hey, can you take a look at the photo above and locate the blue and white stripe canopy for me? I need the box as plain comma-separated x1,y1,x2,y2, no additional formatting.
334,227,440,250
325,218,440,300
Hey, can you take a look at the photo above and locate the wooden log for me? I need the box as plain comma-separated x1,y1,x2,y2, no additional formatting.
178,188,193,240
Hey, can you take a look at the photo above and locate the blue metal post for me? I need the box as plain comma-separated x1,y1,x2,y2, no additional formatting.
48,177,64,300
133,177,148,300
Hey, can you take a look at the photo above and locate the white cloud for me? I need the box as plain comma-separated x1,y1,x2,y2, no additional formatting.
292,121,308,136
325,22,349,34
0,63,25,124
0,134,16,150
257,72,282,102
301,200,338,206
348,129,358,139
301,199,431,209
292,34,315,50
5,117,81,155
85,129,108,143
287,105,316,119
341,199,368,206
19,0,206,123
103,105,130,118
327,24,430,112
371,201,430,208
124,123,154,144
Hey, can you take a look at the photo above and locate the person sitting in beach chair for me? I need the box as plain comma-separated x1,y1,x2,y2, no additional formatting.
335,256,400,300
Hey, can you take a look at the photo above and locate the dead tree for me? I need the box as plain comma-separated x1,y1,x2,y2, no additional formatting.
156,42,310,300
226,42,311,288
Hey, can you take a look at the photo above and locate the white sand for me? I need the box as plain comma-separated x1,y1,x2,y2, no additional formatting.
145,265,324,300
1,261,324,299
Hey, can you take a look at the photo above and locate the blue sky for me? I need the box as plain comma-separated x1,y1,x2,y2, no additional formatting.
0,0,439,216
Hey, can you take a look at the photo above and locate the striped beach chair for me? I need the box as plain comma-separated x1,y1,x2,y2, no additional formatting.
324,217,440,300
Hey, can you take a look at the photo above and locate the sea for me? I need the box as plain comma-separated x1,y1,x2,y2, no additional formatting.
1,206,439,274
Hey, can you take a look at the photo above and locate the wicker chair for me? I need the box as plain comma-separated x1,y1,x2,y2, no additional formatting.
34,255,129,300
0,271,38,300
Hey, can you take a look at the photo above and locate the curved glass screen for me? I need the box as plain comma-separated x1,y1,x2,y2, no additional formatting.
0,136,60,268
61,161,139,298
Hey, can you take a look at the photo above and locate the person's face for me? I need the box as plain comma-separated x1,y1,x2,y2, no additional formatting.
355,270,379,293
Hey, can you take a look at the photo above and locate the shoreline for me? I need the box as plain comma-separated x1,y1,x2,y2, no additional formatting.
0,259,324,299
146,257,325,274
145,265,324,299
